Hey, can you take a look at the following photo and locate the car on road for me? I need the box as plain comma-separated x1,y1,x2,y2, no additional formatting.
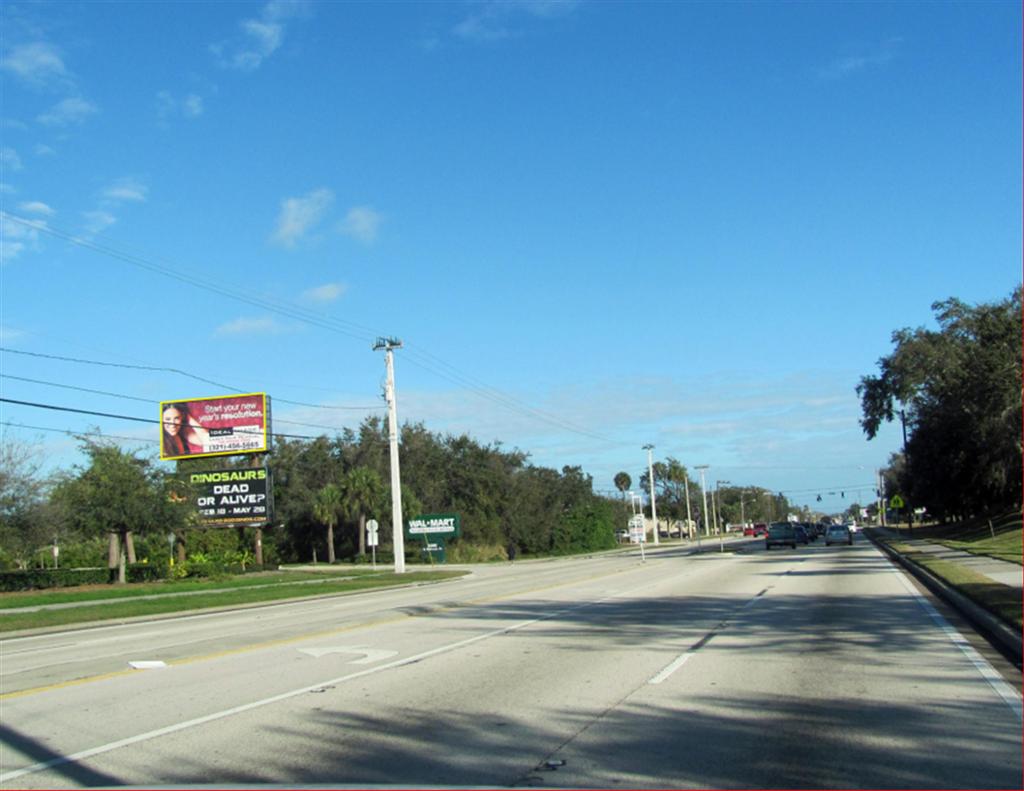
793,524,810,545
825,524,853,546
766,522,797,550
747,522,768,537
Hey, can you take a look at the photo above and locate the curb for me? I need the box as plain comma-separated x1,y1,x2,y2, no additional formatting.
867,532,1022,666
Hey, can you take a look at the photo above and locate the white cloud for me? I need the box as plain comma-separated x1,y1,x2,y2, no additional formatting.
303,282,346,302
819,38,903,81
215,0,310,71
34,144,56,156
339,206,382,245
1,147,23,171
0,212,46,263
157,91,204,121
102,177,148,203
0,325,26,344
82,210,117,235
272,187,334,247
454,0,579,42
215,316,283,335
1,42,67,87
182,94,204,118
37,97,98,126
17,201,54,216
242,19,283,57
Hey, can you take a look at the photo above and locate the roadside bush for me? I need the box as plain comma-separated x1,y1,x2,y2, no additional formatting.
125,563,168,583
446,542,507,563
0,567,108,592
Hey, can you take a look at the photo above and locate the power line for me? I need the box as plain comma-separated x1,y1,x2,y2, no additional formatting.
3,212,621,446
0,397,342,442
1,421,157,445
0,373,373,433
0,347,380,411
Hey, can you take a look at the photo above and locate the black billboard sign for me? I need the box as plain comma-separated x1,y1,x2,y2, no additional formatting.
189,468,272,526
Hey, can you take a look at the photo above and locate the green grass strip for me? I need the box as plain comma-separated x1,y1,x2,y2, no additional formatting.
884,542,1022,629
0,568,384,608
936,530,1022,565
0,570,465,632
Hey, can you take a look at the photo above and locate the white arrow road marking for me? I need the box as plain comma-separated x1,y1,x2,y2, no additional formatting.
127,661,167,670
298,646,398,664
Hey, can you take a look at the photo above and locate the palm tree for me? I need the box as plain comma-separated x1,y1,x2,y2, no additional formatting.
313,483,343,564
342,467,384,556
613,471,632,501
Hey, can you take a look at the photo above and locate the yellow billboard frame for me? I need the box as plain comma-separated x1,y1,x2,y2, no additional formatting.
159,392,270,461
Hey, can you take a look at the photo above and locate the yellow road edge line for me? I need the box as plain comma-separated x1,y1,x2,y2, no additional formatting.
1,561,638,701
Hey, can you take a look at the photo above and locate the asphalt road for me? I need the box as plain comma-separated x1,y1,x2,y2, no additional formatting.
2,535,1021,789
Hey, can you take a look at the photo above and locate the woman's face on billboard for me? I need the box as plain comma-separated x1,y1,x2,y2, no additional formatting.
163,406,183,436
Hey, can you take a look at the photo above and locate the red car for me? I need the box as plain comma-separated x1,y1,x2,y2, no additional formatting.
751,523,768,537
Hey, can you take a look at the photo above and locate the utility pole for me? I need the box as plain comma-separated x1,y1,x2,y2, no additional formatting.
374,337,406,574
683,472,693,543
877,469,886,527
899,408,912,536
643,444,659,545
695,465,710,537
716,480,730,552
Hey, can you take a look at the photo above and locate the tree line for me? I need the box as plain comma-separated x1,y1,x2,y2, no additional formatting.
858,288,1022,521
0,417,623,575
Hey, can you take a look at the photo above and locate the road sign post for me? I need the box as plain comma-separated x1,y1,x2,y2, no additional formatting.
366,519,379,569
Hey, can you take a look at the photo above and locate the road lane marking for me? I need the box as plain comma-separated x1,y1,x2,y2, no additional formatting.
648,585,772,685
887,555,1022,721
0,563,640,701
648,652,693,684
0,577,669,783
298,646,398,663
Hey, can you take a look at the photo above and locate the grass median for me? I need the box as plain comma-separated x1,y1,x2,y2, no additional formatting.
891,510,1022,565
0,569,467,633
886,541,1021,630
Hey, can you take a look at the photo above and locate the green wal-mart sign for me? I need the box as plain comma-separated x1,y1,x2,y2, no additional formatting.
407,514,461,539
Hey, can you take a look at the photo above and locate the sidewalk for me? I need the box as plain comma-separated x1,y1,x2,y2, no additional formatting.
868,526,1022,589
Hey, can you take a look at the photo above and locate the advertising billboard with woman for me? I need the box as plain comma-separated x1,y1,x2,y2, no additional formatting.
160,393,270,460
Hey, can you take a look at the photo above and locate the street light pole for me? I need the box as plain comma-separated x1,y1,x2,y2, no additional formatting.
683,471,693,543
695,465,710,538
716,480,730,552
899,408,912,536
643,444,659,546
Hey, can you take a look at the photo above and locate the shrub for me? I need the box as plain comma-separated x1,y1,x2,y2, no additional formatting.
446,542,507,563
0,567,109,592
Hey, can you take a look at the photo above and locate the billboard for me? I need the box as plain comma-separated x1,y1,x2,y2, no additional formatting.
160,393,270,461
188,468,272,526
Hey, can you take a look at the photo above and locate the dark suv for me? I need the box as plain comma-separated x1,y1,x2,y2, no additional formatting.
766,522,797,550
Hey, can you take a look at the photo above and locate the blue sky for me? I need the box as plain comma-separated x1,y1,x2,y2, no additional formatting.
1,1,1020,514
